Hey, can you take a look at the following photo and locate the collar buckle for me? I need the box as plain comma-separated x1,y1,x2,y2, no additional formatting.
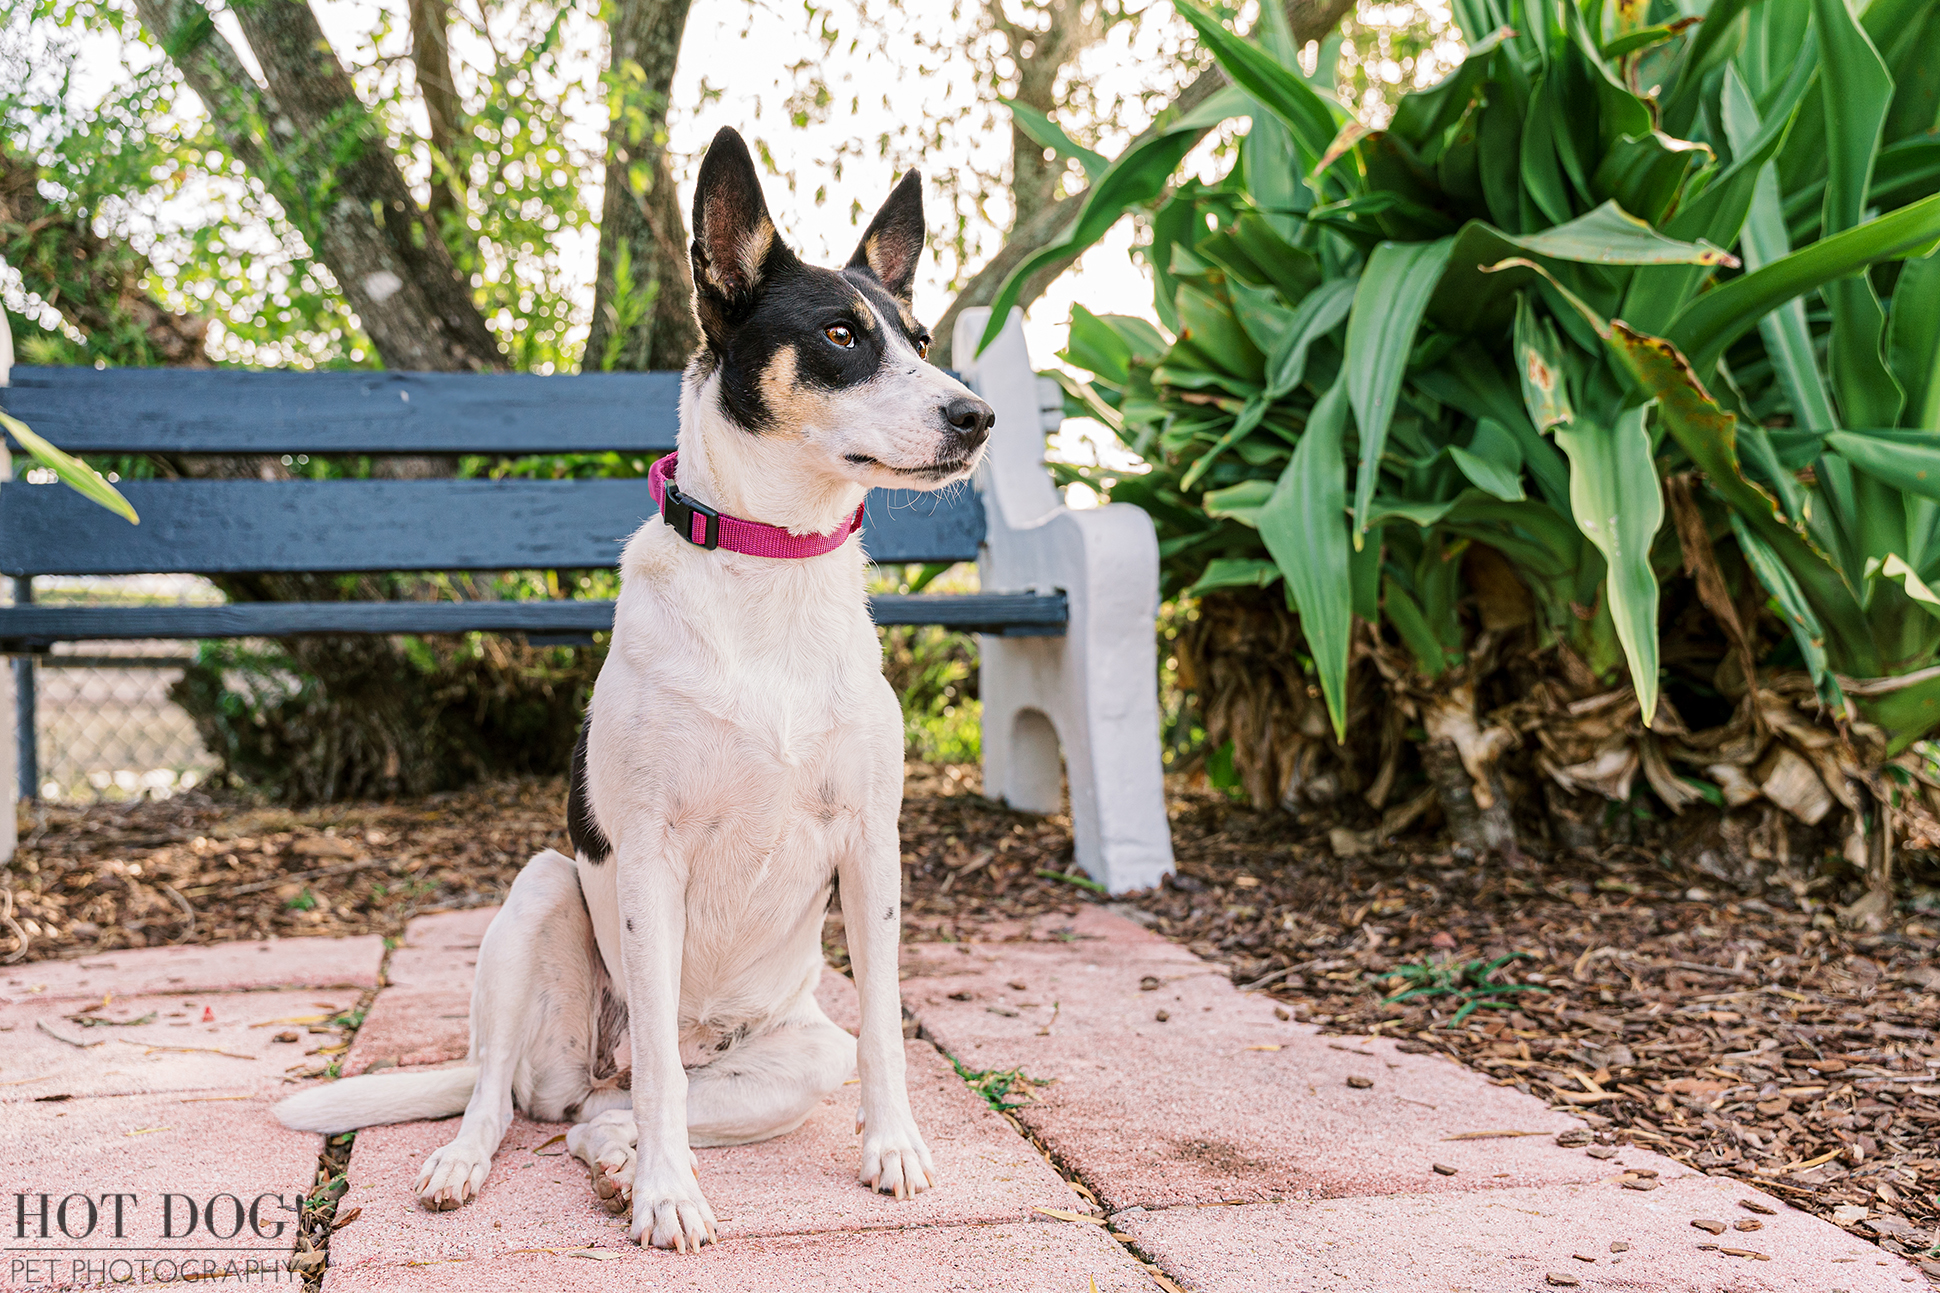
661,480,721,550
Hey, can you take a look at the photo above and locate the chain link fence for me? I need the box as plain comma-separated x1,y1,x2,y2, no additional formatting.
13,575,221,801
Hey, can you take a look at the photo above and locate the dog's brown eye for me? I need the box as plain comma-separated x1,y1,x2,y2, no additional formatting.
917,338,931,359
825,324,854,348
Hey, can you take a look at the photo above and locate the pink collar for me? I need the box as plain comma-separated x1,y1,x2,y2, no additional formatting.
648,451,865,558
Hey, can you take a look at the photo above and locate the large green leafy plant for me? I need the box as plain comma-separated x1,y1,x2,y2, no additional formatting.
1001,0,1940,878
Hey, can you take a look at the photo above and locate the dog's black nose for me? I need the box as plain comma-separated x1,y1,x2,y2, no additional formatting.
943,396,995,450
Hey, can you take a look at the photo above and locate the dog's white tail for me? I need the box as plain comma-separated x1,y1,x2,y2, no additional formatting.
274,1065,478,1135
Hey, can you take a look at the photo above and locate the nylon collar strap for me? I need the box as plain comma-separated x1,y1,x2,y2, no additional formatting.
647,452,865,558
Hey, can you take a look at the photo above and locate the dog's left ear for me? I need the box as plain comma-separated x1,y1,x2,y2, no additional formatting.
847,169,924,302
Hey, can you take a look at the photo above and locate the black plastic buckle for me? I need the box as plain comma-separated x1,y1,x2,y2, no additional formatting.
661,480,721,550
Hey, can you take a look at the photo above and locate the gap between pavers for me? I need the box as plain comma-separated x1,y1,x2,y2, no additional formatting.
1112,1173,1918,1293
341,908,495,1077
0,935,386,1006
321,909,1096,1285
321,1218,1150,1292
901,905,1611,1210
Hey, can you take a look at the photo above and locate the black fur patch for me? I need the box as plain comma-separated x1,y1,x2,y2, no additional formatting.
567,720,610,864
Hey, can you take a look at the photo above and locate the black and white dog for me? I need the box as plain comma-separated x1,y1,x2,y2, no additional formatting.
276,126,994,1252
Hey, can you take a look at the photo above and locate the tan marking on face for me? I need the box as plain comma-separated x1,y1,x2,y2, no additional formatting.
851,294,877,332
758,343,816,441
897,302,921,333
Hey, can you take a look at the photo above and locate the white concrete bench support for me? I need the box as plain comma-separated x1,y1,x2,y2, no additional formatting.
954,307,1174,895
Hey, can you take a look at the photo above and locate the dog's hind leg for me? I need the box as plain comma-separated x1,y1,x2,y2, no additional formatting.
416,849,603,1210
686,996,856,1147
565,994,853,1215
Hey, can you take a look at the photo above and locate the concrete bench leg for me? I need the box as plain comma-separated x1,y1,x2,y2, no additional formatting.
955,307,1173,895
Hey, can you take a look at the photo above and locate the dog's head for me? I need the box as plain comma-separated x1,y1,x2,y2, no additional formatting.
686,127,993,492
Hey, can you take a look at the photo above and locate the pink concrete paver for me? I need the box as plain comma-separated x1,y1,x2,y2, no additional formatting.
0,935,385,1005
0,1093,318,1291
1113,1173,1920,1292
328,1037,1079,1271
323,1219,1149,1292
0,989,362,1103
902,907,1602,1209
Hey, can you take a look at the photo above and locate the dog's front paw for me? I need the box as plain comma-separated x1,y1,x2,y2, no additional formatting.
856,1105,936,1199
629,1149,717,1252
567,1110,637,1215
415,1140,492,1211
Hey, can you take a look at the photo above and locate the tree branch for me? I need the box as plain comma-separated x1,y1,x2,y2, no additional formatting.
131,0,502,373
408,0,465,237
584,0,698,373
932,0,1354,366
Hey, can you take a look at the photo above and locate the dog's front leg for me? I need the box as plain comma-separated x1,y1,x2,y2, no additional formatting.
615,844,717,1251
839,820,936,1198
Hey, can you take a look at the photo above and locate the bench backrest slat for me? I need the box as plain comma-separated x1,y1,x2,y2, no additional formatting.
0,479,984,575
0,367,684,454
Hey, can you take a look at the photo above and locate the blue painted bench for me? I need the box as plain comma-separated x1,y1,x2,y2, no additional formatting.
0,306,1173,892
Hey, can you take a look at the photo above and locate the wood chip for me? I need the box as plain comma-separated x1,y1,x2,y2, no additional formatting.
1736,1199,1775,1215
1431,1163,1457,1175
1620,1178,1660,1191
1554,1128,1592,1147
1570,1253,1596,1263
1719,1247,1769,1260
1609,1242,1629,1253
1545,1274,1580,1287
1155,1009,1169,1022
1733,1219,1762,1232
1345,1075,1373,1089
1691,1219,1726,1235
1585,1145,1617,1160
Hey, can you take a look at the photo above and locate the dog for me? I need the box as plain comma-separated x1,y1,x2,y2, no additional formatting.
274,125,994,1252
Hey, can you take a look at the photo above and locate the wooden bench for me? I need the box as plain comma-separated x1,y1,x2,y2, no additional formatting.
0,307,1173,891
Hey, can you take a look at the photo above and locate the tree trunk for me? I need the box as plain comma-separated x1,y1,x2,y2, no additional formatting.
931,0,1354,368
131,0,501,373
583,0,699,373
0,148,209,367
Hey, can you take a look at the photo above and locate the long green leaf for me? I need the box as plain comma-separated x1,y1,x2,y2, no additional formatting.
1811,0,1905,428
1347,236,1455,542
977,84,1252,354
1666,191,1940,376
1869,553,1940,623
1554,405,1662,725
1888,253,1940,430
1825,430,1940,503
1720,66,1838,430
1259,374,1353,739
1729,510,1842,704
1170,0,1342,168
0,412,139,525
1002,100,1108,180
1263,278,1353,399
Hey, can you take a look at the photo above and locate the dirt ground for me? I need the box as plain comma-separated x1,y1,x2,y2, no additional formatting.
4,765,1936,1274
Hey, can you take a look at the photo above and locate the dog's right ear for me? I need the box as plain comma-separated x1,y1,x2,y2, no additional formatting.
691,128,786,340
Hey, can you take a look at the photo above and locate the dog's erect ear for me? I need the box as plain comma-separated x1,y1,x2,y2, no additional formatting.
846,169,924,302
691,128,783,326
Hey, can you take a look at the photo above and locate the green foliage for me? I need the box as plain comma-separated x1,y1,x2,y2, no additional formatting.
1056,0,1940,759
1384,951,1549,1026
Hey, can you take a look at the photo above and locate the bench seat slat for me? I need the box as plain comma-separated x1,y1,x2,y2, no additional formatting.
0,367,684,454
0,479,985,574
0,593,1067,645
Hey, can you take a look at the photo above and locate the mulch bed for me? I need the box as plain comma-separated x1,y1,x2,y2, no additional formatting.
6,765,1936,1275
